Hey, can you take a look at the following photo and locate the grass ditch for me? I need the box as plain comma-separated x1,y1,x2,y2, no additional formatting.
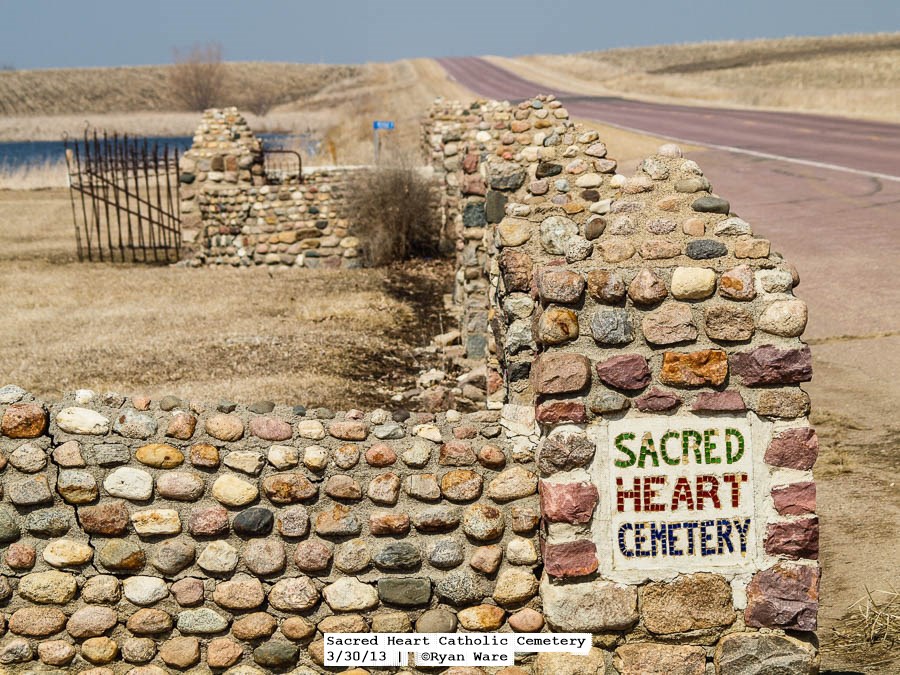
0,188,452,409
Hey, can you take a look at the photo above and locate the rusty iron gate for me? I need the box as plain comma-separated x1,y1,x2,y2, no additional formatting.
64,131,182,263
262,147,303,185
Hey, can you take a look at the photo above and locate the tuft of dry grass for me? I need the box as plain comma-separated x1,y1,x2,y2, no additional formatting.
507,33,900,122
846,589,900,645
0,189,452,408
348,162,441,266
825,588,900,670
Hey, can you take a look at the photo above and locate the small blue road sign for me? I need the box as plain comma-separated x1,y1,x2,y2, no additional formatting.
373,121,395,130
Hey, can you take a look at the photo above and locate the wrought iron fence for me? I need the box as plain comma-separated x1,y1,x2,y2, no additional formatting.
263,148,303,185
64,131,181,263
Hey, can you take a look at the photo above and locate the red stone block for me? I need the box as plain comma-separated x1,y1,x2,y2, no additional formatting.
364,444,397,467
544,539,599,578
487,368,504,395
498,250,533,293
535,400,587,424
745,563,819,631
537,268,585,304
731,345,813,386
462,153,479,174
461,174,487,196
692,391,746,412
531,353,592,395
439,441,476,466
765,517,819,560
5,542,36,569
248,416,293,441
369,512,410,535
595,354,651,391
634,387,682,412
771,482,816,516
540,481,598,524
765,428,818,470
328,420,369,441
452,426,478,440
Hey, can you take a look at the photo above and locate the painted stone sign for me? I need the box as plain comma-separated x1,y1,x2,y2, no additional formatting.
605,416,758,573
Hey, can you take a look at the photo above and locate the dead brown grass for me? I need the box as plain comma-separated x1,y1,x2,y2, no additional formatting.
506,33,900,122
0,110,339,143
0,158,68,190
0,189,451,408
824,588,900,672
348,163,441,266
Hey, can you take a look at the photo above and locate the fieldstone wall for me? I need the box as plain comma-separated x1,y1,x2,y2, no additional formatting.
424,97,548,412
422,98,472,255
0,94,819,674
0,386,546,672
477,94,819,674
180,109,363,268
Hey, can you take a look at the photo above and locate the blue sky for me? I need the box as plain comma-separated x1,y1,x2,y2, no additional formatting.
1,0,898,69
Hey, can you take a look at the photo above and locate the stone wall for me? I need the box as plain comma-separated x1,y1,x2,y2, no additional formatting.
477,94,819,674
0,386,543,672
180,109,363,268
0,94,820,674
423,97,539,411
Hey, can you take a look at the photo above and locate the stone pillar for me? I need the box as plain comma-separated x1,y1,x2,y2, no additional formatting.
485,94,819,674
180,108,264,264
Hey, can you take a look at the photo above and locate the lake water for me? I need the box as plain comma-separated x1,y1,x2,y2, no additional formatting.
0,133,314,170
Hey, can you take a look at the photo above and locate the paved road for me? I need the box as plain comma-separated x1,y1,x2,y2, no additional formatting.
437,57,900,179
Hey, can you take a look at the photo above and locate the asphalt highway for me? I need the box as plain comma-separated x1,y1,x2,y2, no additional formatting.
436,57,900,179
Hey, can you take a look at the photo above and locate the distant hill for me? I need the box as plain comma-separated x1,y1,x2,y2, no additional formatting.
504,33,900,122
0,62,361,116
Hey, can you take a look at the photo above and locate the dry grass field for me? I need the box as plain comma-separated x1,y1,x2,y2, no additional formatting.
0,61,360,116
0,189,452,408
283,58,472,165
0,59,471,164
500,32,900,122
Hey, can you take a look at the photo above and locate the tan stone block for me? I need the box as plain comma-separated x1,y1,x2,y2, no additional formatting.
735,236,771,258
641,573,735,634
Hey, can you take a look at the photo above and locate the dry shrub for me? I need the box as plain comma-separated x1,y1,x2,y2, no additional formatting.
348,162,441,267
169,43,226,111
239,81,283,117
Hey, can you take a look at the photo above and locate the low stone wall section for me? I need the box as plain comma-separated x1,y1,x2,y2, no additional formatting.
180,108,365,269
0,386,543,672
